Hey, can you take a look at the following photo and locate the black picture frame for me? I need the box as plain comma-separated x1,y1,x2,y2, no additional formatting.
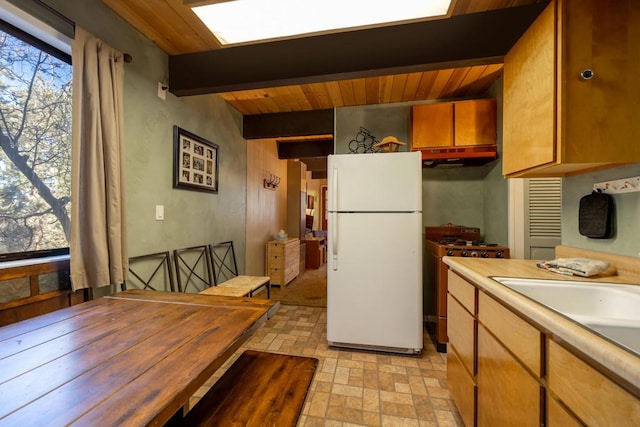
173,126,219,193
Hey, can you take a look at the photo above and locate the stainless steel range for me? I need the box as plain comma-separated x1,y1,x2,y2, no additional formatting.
424,224,510,352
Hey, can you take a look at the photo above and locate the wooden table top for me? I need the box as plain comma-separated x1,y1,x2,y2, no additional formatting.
0,289,277,426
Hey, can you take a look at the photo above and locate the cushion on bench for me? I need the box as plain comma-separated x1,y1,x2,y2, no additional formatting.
181,350,318,427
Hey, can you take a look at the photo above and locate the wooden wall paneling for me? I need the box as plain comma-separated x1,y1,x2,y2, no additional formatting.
245,139,287,276
0,258,86,326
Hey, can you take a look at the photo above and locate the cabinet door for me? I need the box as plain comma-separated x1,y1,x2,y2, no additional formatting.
561,0,640,164
448,347,476,427
547,395,581,427
477,325,541,427
454,99,496,147
448,294,475,375
502,0,556,176
548,340,640,426
410,103,453,149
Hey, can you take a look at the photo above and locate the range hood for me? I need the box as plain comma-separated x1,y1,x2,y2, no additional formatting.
419,145,497,168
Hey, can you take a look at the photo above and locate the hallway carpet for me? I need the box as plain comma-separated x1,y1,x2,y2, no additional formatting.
268,264,327,307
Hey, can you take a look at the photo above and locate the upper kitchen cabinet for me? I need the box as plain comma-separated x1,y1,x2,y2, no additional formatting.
410,99,497,150
503,0,640,177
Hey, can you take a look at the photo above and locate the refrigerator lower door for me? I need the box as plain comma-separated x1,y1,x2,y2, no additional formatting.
327,211,423,353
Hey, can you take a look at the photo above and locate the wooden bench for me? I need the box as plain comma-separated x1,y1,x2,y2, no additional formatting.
180,350,318,427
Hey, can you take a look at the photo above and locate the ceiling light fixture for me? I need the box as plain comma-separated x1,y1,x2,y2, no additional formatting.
190,0,452,46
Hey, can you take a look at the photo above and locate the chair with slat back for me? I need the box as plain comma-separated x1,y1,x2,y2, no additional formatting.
122,251,175,292
173,245,215,293
206,241,271,298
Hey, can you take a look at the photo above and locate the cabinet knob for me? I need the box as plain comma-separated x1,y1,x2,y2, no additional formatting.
580,69,594,80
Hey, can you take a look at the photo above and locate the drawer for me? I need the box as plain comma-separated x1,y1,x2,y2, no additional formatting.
448,294,475,375
269,245,284,257
548,340,640,426
448,271,476,313
478,292,541,376
447,347,476,427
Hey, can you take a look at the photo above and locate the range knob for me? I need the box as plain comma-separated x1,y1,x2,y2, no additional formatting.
470,251,479,257
460,250,468,257
446,250,456,256
481,251,489,258
496,250,504,258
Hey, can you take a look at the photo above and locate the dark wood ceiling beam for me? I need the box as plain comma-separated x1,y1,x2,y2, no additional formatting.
277,139,334,159
311,171,327,180
243,110,334,139
300,157,327,172
168,3,547,96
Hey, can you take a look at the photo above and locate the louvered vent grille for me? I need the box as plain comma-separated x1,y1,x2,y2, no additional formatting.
528,178,562,238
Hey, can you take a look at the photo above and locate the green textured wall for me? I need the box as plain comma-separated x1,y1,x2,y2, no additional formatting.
45,0,248,266
561,163,640,257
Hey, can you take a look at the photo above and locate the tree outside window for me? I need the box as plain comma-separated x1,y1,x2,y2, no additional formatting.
0,28,72,254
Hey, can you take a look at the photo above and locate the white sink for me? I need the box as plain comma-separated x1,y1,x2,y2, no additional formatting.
491,277,640,354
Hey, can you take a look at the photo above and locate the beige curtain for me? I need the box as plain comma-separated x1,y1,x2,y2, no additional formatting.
70,27,128,291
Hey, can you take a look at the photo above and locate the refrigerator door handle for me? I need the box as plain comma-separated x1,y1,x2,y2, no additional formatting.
331,167,338,270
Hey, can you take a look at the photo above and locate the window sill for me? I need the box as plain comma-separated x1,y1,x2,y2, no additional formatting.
0,254,70,270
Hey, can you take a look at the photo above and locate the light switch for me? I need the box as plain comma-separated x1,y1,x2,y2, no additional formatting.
155,205,164,220
157,81,166,100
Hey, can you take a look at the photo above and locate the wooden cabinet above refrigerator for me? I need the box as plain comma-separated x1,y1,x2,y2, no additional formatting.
410,99,497,150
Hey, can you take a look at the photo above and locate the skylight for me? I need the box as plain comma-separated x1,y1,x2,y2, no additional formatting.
191,0,453,46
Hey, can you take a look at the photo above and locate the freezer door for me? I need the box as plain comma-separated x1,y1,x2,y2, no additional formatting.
327,212,423,351
328,152,422,212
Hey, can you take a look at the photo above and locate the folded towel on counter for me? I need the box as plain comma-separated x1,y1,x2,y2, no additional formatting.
536,258,610,277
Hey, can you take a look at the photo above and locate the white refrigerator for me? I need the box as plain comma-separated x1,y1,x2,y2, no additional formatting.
326,151,423,354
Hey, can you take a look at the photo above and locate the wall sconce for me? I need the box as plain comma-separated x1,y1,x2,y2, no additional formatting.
263,173,280,190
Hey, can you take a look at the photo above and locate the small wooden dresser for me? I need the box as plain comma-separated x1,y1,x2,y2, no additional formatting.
266,238,300,286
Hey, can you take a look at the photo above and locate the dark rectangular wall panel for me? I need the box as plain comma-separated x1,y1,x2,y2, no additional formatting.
243,110,334,139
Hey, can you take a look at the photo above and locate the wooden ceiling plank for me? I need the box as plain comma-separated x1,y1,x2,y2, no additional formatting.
463,64,504,95
300,85,325,111
415,71,439,99
441,68,471,98
379,76,394,104
352,78,367,106
389,74,409,103
105,0,202,54
338,80,356,107
305,83,334,110
325,82,345,108
364,77,380,105
458,65,489,89
101,0,182,54
402,72,424,102
165,0,222,50
288,85,314,111
427,69,456,99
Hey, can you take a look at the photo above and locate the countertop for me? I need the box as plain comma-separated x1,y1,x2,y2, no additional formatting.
442,256,640,392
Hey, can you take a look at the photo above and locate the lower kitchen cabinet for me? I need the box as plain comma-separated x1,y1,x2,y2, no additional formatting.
477,324,541,426
446,270,640,426
548,340,640,426
447,347,476,427
447,272,477,427
546,392,581,427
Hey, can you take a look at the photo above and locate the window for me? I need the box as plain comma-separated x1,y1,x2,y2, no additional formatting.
0,19,72,260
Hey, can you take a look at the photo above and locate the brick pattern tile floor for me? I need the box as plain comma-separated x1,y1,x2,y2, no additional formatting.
190,304,463,427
